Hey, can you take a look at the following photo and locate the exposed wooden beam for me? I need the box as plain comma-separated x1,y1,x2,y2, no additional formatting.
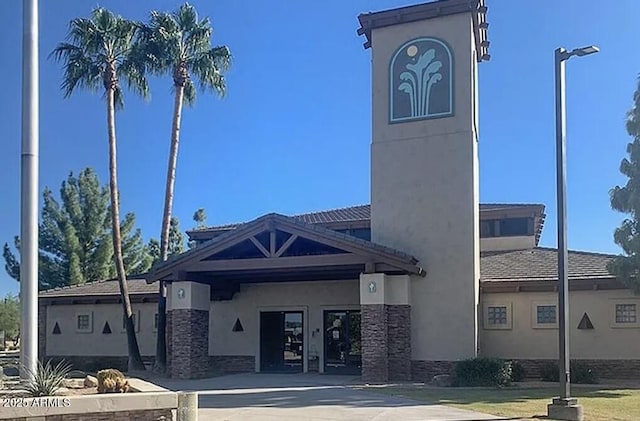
364,262,375,273
270,230,276,257
190,254,366,272
154,221,269,278
249,236,270,258
275,234,298,258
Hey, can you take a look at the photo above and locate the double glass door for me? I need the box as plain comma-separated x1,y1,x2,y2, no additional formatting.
324,310,361,374
260,311,303,372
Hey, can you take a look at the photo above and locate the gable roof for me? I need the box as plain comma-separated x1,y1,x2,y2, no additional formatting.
150,212,425,281
38,247,624,302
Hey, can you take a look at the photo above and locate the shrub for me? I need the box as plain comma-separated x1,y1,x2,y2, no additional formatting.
540,361,559,382
510,360,526,382
97,368,130,393
454,358,512,387
23,360,72,397
539,361,598,384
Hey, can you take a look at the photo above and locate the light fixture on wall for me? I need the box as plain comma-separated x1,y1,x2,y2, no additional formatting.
52,322,61,335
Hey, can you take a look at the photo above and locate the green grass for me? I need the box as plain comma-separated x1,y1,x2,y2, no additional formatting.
363,385,640,421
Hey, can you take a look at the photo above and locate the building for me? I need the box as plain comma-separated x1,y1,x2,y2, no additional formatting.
38,0,640,382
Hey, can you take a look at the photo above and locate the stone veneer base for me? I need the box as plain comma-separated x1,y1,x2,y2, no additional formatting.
361,304,411,383
210,355,255,375
170,309,210,379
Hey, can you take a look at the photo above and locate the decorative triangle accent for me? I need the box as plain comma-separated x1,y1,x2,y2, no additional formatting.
577,313,594,330
102,321,112,334
232,318,244,332
52,322,61,335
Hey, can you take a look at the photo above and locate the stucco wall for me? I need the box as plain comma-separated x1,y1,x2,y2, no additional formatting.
481,236,535,252
480,290,640,360
45,303,157,357
209,280,359,371
370,12,480,360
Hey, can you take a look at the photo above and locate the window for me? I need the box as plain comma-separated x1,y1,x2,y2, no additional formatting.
480,220,497,238
77,315,90,330
75,312,93,333
488,306,507,325
499,217,532,236
484,303,512,330
611,301,639,328
532,302,558,328
537,305,557,324
616,304,637,324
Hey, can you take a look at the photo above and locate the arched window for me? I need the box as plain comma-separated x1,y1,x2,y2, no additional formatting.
389,37,453,123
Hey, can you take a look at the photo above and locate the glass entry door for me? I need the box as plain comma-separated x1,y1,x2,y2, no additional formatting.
324,310,361,374
260,311,303,372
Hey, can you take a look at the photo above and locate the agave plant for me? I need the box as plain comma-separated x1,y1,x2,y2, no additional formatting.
22,360,72,397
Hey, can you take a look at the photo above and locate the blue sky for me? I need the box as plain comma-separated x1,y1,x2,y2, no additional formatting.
0,0,639,297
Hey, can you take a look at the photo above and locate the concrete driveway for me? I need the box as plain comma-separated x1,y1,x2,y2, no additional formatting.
156,373,503,421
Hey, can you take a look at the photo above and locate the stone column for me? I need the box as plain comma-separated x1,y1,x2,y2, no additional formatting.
168,281,210,379
360,273,411,383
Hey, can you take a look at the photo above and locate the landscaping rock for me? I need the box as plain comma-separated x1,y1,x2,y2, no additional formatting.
430,374,454,387
84,375,98,388
62,378,85,389
2,366,19,377
53,387,69,396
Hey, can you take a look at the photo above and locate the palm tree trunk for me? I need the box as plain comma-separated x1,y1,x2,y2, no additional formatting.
106,87,145,372
154,83,186,373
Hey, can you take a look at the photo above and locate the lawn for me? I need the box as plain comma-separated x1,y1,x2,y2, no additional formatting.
363,384,640,421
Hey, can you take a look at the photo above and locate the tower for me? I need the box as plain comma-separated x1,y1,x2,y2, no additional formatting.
358,0,489,378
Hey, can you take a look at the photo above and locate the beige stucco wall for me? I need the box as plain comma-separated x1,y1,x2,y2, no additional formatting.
209,280,359,372
370,12,480,360
45,303,157,356
480,290,640,360
481,236,536,252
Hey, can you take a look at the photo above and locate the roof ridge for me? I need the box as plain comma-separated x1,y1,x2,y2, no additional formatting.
534,246,618,258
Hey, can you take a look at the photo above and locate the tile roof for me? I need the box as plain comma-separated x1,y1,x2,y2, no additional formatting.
192,203,543,233
480,247,616,281
152,212,423,279
40,247,620,299
39,278,157,298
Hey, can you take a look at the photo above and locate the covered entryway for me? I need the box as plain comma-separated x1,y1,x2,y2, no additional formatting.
146,213,425,380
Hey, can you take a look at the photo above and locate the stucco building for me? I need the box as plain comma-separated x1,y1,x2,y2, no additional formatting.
38,0,640,382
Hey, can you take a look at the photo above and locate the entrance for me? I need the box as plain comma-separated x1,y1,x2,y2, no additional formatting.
324,310,361,374
260,311,303,372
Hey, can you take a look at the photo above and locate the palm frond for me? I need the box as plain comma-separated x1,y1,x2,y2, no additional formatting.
183,79,196,106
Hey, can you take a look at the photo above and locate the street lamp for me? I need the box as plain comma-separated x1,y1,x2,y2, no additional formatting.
548,45,599,421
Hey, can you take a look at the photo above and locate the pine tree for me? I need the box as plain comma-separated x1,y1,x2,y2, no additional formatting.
609,76,640,293
3,168,152,289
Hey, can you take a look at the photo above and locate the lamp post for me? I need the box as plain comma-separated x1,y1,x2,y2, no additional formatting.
20,0,39,379
548,45,598,421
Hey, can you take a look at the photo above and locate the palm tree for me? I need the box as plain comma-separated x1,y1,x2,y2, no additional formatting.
51,7,148,371
142,3,231,372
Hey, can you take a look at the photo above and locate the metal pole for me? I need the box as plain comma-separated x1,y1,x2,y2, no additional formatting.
20,0,39,379
554,47,570,401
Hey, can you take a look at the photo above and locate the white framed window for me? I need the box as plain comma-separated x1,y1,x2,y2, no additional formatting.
532,302,558,329
483,303,512,330
75,312,93,333
122,310,140,333
611,300,640,328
